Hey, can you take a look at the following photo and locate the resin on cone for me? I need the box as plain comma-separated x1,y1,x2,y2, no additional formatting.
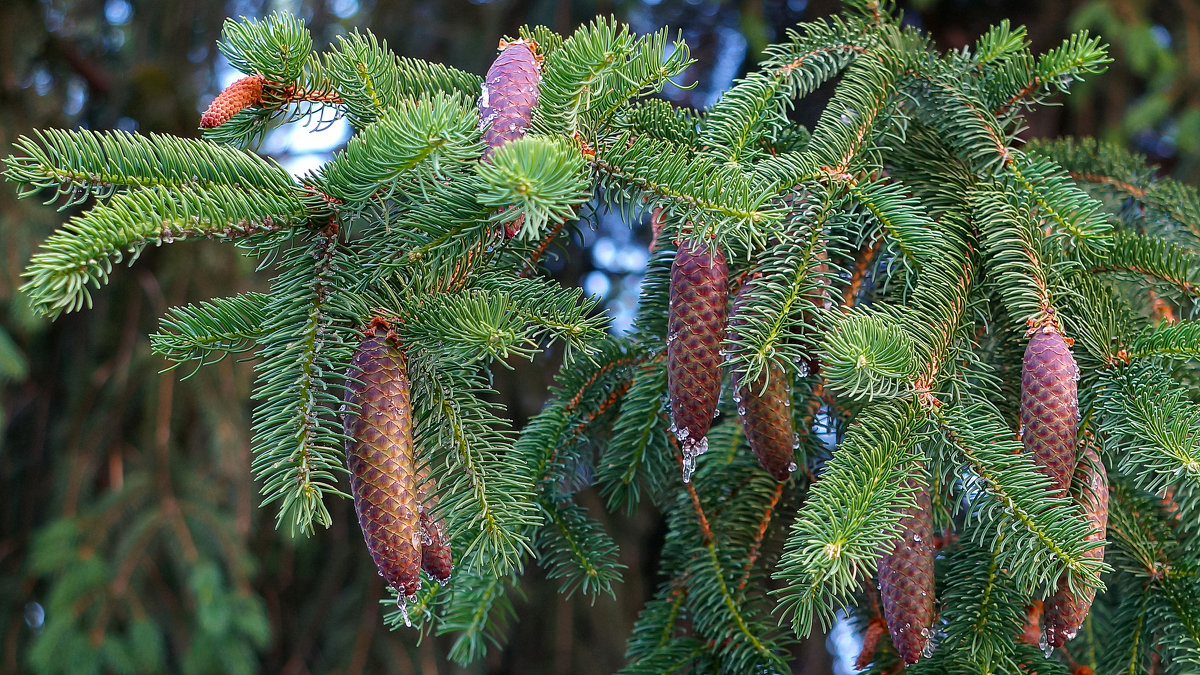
1043,443,1108,647
877,476,935,664
667,238,728,482
343,321,422,599
728,279,796,481
200,75,265,128
479,39,540,161
417,461,453,583
1021,323,1079,497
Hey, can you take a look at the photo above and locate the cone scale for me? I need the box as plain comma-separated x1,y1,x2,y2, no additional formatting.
877,476,935,665
728,279,796,481
1043,443,1108,647
667,239,728,482
343,321,422,601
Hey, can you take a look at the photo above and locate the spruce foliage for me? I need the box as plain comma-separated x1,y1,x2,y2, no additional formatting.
9,2,1200,671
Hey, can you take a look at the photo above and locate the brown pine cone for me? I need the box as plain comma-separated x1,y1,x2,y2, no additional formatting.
667,239,728,482
728,280,796,481
1043,443,1108,647
343,320,422,599
416,462,453,583
200,75,265,128
479,39,540,161
877,476,935,665
1021,323,1080,497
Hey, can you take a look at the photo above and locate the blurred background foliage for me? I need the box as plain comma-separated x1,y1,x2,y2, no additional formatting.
1,0,1197,673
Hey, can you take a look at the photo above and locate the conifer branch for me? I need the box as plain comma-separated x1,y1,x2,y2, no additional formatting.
251,225,353,535
151,292,269,370
4,128,297,206
21,184,309,318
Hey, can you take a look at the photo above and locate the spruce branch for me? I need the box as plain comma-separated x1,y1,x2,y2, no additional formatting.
250,226,354,535
723,188,838,384
151,292,269,371
218,12,313,83
21,184,310,318
774,398,928,635
535,501,624,599
1086,230,1200,299
932,399,1106,595
1027,137,1200,241
477,135,591,240
312,93,483,204
820,308,920,400
4,128,296,206
590,133,781,246
1097,363,1200,498
410,362,538,575
700,16,868,166
596,358,671,512
321,30,482,129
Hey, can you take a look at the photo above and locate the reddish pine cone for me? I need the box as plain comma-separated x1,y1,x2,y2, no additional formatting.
877,476,935,665
1021,324,1079,497
344,322,422,598
728,280,796,481
416,463,453,583
479,39,540,161
200,75,265,128
668,239,728,482
1043,443,1108,647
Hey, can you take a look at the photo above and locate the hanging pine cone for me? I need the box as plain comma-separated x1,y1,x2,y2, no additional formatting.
667,238,728,482
1043,443,1108,647
343,320,422,599
479,39,540,161
200,75,265,128
1021,322,1079,497
877,476,935,665
728,279,796,481
417,462,453,583
478,38,541,238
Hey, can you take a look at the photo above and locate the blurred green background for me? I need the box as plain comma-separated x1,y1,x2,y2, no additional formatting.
1,0,1196,673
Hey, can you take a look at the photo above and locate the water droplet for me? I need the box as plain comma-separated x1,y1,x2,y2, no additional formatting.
738,405,747,416
397,597,412,627
1039,629,1052,657
787,462,798,473
23,602,44,630
922,639,934,659
797,362,810,377
792,433,801,449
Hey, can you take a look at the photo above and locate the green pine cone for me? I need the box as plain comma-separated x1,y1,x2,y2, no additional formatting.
667,239,728,482
728,280,796,481
344,321,422,599
877,476,935,665
1021,324,1080,497
1043,442,1108,647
